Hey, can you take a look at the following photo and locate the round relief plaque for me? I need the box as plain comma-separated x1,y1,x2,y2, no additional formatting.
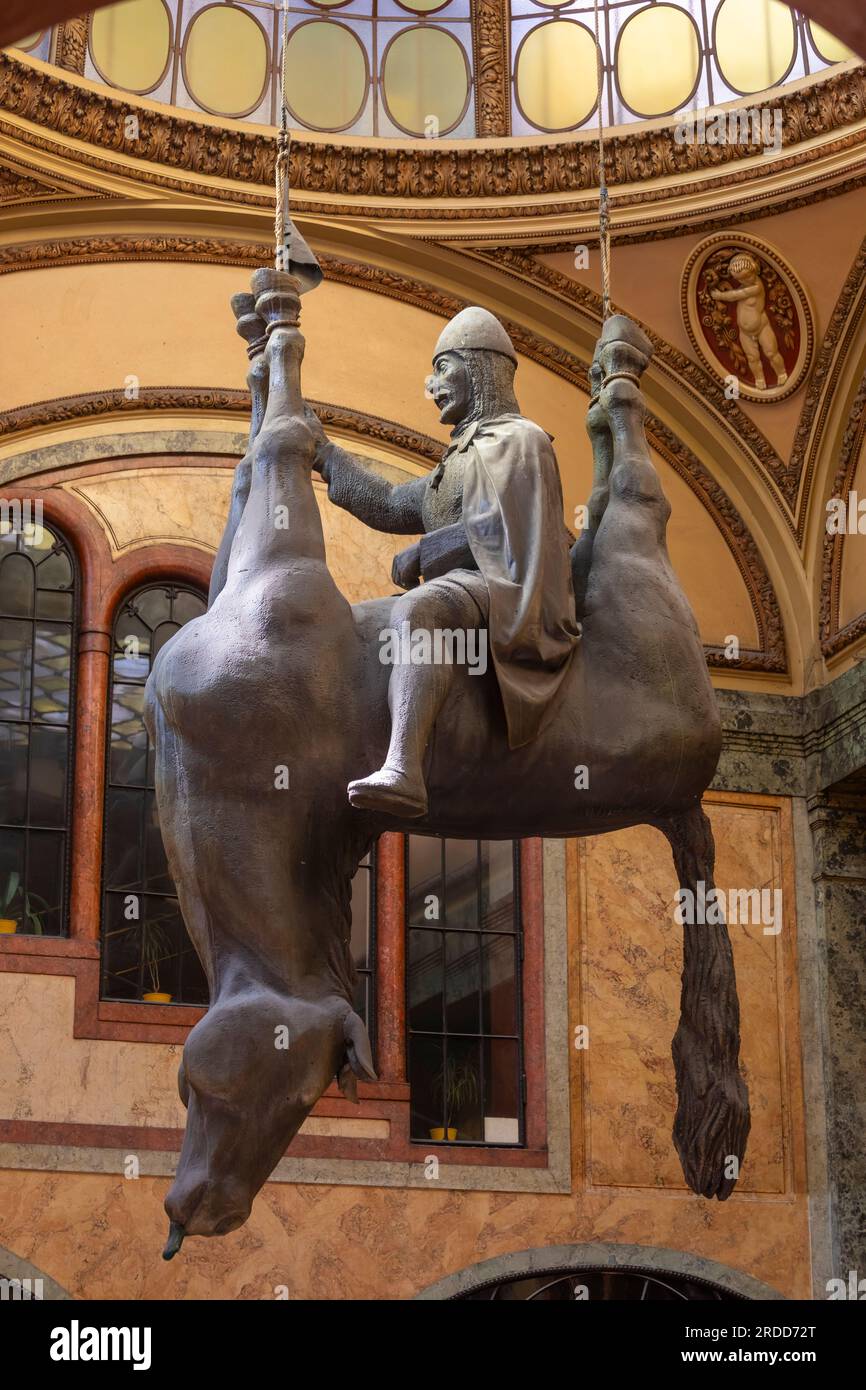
682,233,814,403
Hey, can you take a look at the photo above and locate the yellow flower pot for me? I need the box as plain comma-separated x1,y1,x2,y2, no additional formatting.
429,1127,457,1142
142,991,173,1004
0,918,17,934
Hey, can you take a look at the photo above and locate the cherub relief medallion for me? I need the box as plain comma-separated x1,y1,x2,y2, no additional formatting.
682,234,814,403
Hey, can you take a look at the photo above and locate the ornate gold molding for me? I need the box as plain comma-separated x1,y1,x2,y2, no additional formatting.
0,387,444,466
820,367,866,659
54,18,88,75
791,234,866,541
0,53,863,224
470,0,510,139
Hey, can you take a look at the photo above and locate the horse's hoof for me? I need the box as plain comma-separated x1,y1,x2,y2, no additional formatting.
348,769,427,818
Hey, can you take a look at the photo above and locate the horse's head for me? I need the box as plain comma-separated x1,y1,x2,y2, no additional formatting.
163,987,375,1252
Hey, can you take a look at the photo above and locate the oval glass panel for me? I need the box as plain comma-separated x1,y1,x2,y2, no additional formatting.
90,0,171,94
396,0,453,11
617,4,700,117
808,19,854,64
185,5,269,117
285,22,367,131
516,21,598,131
383,26,468,136
715,0,796,94
14,33,44,51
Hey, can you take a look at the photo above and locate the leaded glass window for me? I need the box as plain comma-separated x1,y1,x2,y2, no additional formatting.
0,514,77,938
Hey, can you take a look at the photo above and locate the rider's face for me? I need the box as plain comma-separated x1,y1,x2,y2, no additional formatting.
426,353,472,425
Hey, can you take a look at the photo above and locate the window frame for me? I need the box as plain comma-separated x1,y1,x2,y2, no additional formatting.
0,510,80,939
99,578,209,1006
404,835,527,1149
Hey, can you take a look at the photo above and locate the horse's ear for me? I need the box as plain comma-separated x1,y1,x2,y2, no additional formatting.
342,1010,377,1084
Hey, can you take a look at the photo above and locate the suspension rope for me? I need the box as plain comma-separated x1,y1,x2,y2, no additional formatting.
274,0,290,271
593,0,612,320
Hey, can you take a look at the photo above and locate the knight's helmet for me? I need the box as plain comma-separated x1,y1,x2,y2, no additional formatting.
433,307,520,423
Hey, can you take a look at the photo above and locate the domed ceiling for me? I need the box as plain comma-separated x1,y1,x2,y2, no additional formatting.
12,0,856,140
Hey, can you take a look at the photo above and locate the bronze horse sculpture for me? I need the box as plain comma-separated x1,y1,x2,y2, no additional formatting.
145,267,750,1257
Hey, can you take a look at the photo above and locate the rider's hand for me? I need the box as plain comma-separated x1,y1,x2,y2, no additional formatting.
392,543,422,590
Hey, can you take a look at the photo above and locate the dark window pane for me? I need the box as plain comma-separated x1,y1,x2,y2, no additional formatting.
352,972,370,1030
445,839,478,929
35,589,73,621
143,788,172,892
482,934,517,1036
481,840,515,931
152,621,180,662
443,1037,482,1141
483,1038,520,1142
408,927,442,1032
36,549,72,591
114,614,152,677
410,1034,443,1139
32,623,71,724
132,588,172,630
109,683,147,785
350,865,370,971
0,553,35,616
407,835,441,926
171,591,206,627
0,723,28,825
102,896,143,1001
0,829,25,928
105,786,144,890
0,618,32,719
25,828,65,935
28,725,68,827
445,930,480,1034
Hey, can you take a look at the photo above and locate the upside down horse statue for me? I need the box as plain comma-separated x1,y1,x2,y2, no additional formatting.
145,267,750,1257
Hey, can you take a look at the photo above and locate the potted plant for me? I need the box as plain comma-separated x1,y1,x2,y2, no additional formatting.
140,917,175,1003
0,872,47,934
430,1054,480,1142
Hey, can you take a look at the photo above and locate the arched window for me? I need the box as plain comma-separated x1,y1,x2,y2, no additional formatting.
0,512,77,937
100,582,207,1004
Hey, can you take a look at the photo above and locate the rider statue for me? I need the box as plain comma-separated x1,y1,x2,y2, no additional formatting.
313,307,581,819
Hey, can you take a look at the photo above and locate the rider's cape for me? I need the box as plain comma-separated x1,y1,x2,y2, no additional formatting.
448,414,581,749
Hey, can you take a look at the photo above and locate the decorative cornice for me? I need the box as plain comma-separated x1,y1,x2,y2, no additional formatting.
470,0,510,139
791,234,866,540
0,387,445,465
820,366,866,658
474,246,794,513
0,53,863,222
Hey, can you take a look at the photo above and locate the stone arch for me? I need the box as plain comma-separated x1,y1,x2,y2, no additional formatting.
415,1242,785,1301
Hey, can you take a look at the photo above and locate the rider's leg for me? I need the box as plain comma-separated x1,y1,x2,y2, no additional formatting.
348,579,485,817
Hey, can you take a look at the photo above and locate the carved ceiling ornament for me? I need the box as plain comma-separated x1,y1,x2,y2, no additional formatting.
682,234,815,405
0,53,863,224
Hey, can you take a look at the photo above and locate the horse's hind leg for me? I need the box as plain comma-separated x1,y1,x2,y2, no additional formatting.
659,803,750,1200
